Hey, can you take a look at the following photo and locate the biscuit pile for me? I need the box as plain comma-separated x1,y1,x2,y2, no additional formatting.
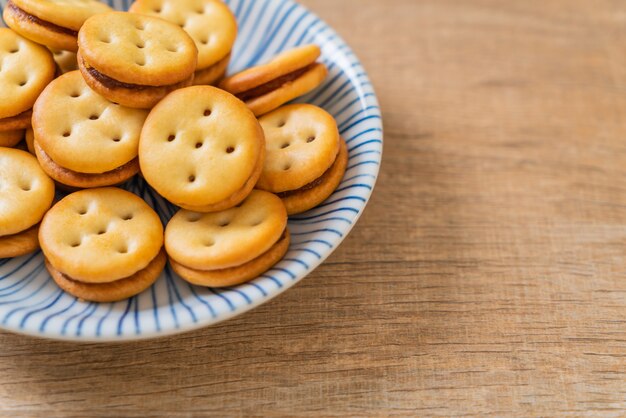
0,0,347,303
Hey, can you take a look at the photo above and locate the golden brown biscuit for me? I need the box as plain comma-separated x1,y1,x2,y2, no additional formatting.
46,250,166,303
0,129,25,147
0,29,54,129
257,104,340,192
39,187,164,286
3,0,112,52
165,190,289,287
219,44,327,116
256,104,347,214
129,0,236,86
77,12,198,108
139,86,265,212
0,148,55,258
32,71,148,188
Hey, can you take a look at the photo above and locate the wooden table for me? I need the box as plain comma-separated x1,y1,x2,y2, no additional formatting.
2,0,626,416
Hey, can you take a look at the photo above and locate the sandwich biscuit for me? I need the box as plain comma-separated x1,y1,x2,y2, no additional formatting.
256,104,347,214
39,187,165,302
33,71,148,188
129,0,236,86
166,190,289,287
219,44,327,116
77,12,198,109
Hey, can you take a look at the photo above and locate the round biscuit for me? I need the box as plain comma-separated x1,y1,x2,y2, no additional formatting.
257,104,340,193
34,140,139,189
0,129,24,147
170,230,290,287
282,137,348,215
139,86,264,209
219,44,321,94
39,187,164,283
129,0,236,71
0,223,40,258
0,28,55,119
33,71,148,174
0,148,55,237
11,0,112,31
46,249,166,302
165,190,287,271
78,12,198,86
49,48,78,74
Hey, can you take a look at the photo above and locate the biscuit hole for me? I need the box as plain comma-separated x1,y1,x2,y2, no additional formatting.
167,134,176,142
154,7,162,13
307,136,316,143
195,142,203,149
118,245,128,254
89,114,100,120
20,183,32,192
167,46,178,53
70,92,81,98
277,120,286,127
219,220,230,227
62,131,71,138
97,227,107,235
226,146,235,154
122,214,134,221
136,42,145,49
136,58,146,66
203,109,212,117
251,219,263,227
70,240,81,248
9,46,19,53
112,137,121,143
187,214,201,223
18,80,27,87
200,38,209,45
281,142,290,149
135,22,145,30
100,37,111,44
188,175,196,183
204,239,215,247
78,207,88,215
283,163,292,171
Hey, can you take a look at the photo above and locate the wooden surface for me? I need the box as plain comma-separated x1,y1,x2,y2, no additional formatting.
2,0,626,416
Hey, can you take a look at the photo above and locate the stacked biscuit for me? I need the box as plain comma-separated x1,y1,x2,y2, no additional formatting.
0,0,348,303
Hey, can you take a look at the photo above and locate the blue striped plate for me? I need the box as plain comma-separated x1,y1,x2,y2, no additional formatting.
0,0,382,341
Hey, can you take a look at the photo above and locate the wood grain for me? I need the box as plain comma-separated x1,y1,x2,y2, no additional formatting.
2,0,626,416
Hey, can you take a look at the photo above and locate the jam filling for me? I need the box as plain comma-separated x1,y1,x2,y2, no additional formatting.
8,1,78,37
236,63,318,102
82,54,188,91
